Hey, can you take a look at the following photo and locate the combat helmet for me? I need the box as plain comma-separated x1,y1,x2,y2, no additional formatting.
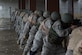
51,12,61,21
43,11,50,18
34,10,43,16
61,13,73,23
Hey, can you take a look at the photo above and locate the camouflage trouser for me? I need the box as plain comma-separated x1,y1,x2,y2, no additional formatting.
17,32,24,44
15,16,20,33
17,22,30,48
23,34,35,55
23,25,37,55
31,30,45,52
15,21,18,33
20,35,27,49
65,49,73,55
41,37,65,55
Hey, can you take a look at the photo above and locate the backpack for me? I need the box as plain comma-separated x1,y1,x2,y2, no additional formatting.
48,26,64,45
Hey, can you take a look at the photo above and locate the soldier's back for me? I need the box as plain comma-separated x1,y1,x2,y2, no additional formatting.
68,26,82,50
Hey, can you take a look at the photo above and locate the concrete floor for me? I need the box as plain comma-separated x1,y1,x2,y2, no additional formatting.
0,18,41,55
0,30,22,55
0,18,23,55
0,18,11,30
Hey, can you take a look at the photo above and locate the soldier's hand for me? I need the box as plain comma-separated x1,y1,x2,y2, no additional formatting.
70,25,77,30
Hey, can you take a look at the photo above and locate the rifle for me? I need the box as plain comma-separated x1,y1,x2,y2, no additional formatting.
72,19,82,27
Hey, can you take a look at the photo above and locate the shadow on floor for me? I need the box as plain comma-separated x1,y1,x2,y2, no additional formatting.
0,30,22,55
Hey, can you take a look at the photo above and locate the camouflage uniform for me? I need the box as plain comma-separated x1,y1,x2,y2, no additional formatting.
41,20,72,55
65,18,82,55
15,11,22,36
73,40,82,55
29,12,62,55
15,11,26,37
17,10,43,49
23,17,44,55
13,11,18,28
29,18,52,55
66,27,82,55
41,13,73,55
23,11,50,55
17,13,37,47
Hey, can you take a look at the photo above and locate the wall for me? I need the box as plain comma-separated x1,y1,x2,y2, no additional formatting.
79,0,82,17
0,0,80,18
0,0,18,18
36,0,45,11
59,0,68,14
26,0,45,11
60,0,80,18
26,0,80,18
26,0,30,10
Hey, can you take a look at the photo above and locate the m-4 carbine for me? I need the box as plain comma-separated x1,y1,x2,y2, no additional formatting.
72,19,82,27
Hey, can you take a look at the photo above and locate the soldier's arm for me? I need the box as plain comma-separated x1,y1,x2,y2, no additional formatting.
29,25,37,35
52,20,72,37
23,26,38,53
45,19,51,30
22,21,30,35
44,19,52,34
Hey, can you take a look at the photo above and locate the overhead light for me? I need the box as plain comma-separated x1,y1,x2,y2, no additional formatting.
0,6,2,10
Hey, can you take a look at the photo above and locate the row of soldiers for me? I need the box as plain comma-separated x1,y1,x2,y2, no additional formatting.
11,9,82,55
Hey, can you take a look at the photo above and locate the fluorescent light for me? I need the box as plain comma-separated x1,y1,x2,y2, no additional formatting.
0,6,2,10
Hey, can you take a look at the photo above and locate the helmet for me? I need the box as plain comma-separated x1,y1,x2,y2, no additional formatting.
34,10,43,16
27,10,33,16
51,12,61,21
38,17,44,24
43,11,50,18
61,13,73,23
